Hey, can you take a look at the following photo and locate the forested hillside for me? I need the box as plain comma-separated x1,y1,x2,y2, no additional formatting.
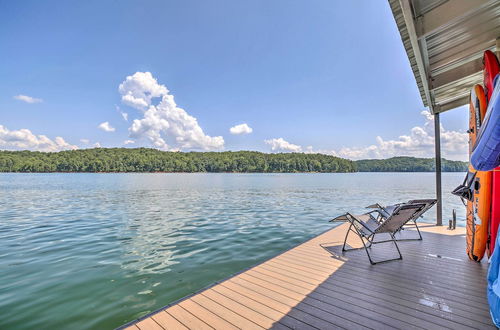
0,149,467,173
355,156,467,172
0,149,355,173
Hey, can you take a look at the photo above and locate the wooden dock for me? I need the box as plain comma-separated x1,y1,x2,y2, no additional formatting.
122,223,494,329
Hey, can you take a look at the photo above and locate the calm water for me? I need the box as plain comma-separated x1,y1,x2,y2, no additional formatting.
0,172,466,329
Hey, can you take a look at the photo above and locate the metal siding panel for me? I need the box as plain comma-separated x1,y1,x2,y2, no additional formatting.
388,0,500,112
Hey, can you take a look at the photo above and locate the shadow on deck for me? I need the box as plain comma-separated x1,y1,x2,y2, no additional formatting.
123,224,494,330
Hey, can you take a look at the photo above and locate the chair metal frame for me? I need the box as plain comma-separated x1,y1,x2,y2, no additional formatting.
332,203,427,265
340,213,402,265
366,199,437,242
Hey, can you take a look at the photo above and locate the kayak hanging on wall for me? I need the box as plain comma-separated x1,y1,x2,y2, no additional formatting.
479,74,500,256
466,84,492,261
475,50,500,257
484,50,500,99
471,75,500,171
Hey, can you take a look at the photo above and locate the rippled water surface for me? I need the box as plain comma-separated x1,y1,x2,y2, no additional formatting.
0,173,466,329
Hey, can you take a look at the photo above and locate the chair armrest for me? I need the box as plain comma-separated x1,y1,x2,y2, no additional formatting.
330,214,351,222
331,213,376,236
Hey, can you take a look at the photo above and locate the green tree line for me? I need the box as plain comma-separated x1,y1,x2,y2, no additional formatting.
355,156,467,172
0,148,356,173
0,149,467,173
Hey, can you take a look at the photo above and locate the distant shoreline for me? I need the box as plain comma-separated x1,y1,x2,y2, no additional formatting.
0,148,467,173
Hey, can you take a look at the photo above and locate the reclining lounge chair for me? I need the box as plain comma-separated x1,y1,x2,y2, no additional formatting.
366,199,437,241
330,202,428,265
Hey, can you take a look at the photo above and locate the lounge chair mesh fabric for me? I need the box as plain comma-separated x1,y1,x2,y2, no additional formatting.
330,202,431,264
367,199,436,241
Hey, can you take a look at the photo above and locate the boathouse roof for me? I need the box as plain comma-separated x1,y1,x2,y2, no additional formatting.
389,0,500,113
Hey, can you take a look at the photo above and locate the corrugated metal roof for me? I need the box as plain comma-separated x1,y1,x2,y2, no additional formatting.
388,0,500,113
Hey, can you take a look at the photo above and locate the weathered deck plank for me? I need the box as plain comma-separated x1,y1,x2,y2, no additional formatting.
122,223,494,329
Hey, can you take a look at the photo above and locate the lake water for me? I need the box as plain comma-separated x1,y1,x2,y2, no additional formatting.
0,172,466,329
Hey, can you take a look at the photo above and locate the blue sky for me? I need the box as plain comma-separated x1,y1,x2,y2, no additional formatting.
0,0,468,160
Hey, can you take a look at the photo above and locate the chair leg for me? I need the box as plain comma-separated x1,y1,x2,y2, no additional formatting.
363,235,376,265
342,223,354,252
392,233,403,260
414,221,423,240
341,227,377,264
367,233,404,265
342,225,371,252
349,231,376,264
369,234,403,265
395,220,423,241
365,233,376,248
339,223,403,265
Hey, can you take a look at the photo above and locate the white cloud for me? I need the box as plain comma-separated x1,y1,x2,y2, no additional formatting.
230,123,253,135
0,125,77,152
93,142,101,148
119,72,168,110
331,111,467,160
80,138,90,144
119,72,224,151
14,94,43,104
98,121,115,132
264,138,302,152
116,106,128,121
124,139,135,145
303,111,468,161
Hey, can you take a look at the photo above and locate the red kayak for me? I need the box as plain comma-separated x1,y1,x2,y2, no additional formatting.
483,50,500,256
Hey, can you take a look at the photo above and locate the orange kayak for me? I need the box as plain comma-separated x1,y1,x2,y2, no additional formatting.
466,84,492,261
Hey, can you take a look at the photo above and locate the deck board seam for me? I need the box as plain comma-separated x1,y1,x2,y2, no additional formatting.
303,260,489,305
270,253,488,314
186,297,242,329
264,259,491,319
240,272,396,330
218,282,318,330
210,284,289,326
176,304,216,330
198,290,267,329
285,253,490,302
256,260,488,323
328,261,489,301
311,281,486,329
157,311,189,330
226,277,359,330
318,273,493,322
203,284,286,328
150,316,166,330
245,264,449,330
324,270,492,312
284,248,489,291
222,283,289,315
267,242,494,318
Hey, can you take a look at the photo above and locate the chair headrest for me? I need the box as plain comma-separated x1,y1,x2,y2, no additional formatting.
376,203,426,233
407,199,437,206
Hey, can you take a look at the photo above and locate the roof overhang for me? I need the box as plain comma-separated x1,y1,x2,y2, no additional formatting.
389,0,500,114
